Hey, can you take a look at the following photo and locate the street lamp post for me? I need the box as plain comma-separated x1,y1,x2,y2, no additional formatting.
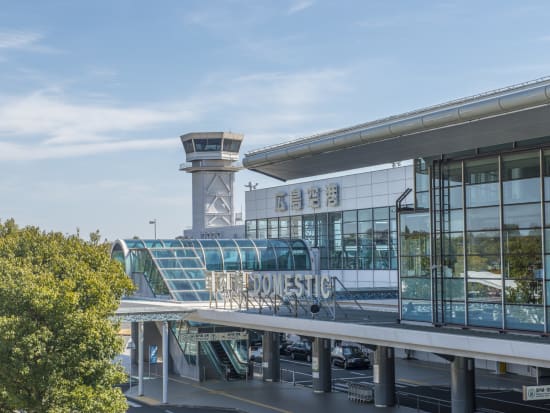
126,338,136,394
149,219,157,239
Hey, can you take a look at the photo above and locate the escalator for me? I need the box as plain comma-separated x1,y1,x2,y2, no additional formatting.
201,340,248,380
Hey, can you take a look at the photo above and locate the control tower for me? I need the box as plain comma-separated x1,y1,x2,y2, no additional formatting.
180,132,243,237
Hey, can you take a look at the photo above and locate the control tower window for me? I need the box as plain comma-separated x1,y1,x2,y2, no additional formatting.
194,138,222,151
223,139,241,152
183,140,194,153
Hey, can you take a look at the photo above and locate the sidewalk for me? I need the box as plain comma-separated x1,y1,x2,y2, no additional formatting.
126,374,417,413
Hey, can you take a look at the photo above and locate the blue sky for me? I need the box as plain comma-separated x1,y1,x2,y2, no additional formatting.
1,0,550,240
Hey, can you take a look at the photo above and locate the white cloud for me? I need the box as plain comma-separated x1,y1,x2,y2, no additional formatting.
0,30,42,49
288,0,315,14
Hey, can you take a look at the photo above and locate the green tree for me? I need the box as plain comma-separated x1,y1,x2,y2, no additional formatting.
0,219,134,413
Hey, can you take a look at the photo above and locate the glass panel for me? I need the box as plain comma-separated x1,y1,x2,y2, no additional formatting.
442,162,462,187
177,258,202,268
505,305,544,331
449,210,464,232
193,139,207,151
467,231,500,255
468,303,502,328
442,255,464,277
358,234,373,270
156,258,180,269
502,151,539,180
465,157,498,184
279,217,290,238
505,279,543,304
401,300,432,322
302,215,315,246
245,220,257,238
401,278,431,300
274,247,292,270
235,239,255,248
204,138,222,151
466,207,500,231
444,302,465,324
151,250,175,258
466,255,501,277
442,278,465,300
203,249,223,271
465,183,499,207
257,219,267,239
258,247,277,270
467,279,502,301
240,248,259,270
448,186,463,209
161,269,186,279
183,140,194,153
400,256,430,277
544,203,550,227
290,215,302,238
415,159,429,192
343,210,357,222
503,229,541,255
503,179,541,204
199,239,219,248
503,254,542,279
358,221,372,233
268,218,279,238
503,203,541,229
343,222,356,234
373,207,389,220
222,248,241,271
292,247,310,270
416,192,429,209
358,208,372,221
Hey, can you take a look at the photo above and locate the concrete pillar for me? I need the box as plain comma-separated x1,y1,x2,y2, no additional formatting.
495,361,507,375
312,337,331,393
262,331,280,382
373,346,395,407
451,356,475,413
138,321,144,396
162,321,169,404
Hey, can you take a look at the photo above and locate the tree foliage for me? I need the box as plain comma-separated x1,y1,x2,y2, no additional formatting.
0,219,134,413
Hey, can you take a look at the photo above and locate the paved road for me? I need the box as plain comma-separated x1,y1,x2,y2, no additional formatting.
277,355,550,413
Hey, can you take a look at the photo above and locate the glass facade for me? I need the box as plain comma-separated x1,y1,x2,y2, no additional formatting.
245,207,397,271
112,238,312,302
402,149,550,332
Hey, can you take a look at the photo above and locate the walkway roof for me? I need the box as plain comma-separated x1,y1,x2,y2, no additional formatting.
116,299,550,369
243,77,550,181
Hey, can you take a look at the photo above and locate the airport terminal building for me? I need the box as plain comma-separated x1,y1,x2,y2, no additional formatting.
115,77,550,412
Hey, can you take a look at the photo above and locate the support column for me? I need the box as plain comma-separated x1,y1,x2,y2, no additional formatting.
373,346,395,407
262,331,280,382
312,337,331,393
138,321,144,396
537,367,550,385
450,356,475,413
162,321,169,404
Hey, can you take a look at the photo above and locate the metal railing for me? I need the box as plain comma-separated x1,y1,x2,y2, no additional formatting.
347,382,374,403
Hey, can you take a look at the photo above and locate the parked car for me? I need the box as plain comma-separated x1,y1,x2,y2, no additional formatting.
331,345,370,369
279,340,292,355
288,341,312,362
249,346,263,362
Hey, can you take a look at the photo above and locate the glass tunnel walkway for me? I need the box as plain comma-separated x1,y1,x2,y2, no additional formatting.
111,238,311,302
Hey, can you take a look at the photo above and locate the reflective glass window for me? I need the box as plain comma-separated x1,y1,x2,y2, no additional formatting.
503,203,541,229
223,139,241,152
246,220,257,238
258,247,277,270
222,248,241,271
503,229,541,255
505,279,542,304
290,216,302,238
204,138,222,151
279,217,290,238
268,218,279,238
466,254,501,277
401,278,431,300
240,248,259,270
358,208,372,221
442,278,465,300
257,219,267,238
467,231,500,255
203,249,223,271
442,162,462,187
466,207,500,231
465,183,499,207
468,303,502,328
401,300,432,322
503,254,542,279
467,279,502,301
400,256,430,277
358,234,373,270
444,302,465,324
465,158,499,184
194,139,207,151
183,140,194,153
505,305,544,331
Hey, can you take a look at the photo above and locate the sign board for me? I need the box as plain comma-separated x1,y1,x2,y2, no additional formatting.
179,331,248,342
523,385,550,401
149,345,158,364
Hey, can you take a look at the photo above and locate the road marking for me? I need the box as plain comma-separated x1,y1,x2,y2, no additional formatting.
349,371,366,376
127,400,142,407
282,360,311,367
168,377,293,413
165,410,175,413
397,378,422,387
